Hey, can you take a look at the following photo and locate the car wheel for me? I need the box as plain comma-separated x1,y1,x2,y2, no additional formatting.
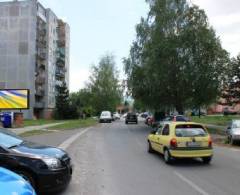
229,136,236,145
164,149,173,164
17,170,36,189
202,157,212,164
125,121,128,124
148,141,154,153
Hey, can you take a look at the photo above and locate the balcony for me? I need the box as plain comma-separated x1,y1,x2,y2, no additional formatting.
38,28,47,36
35,75,45,84
57,39,65,47
55,80,63,87
36,37,47,46
37,51,47,60
35,88,45,97
55,69,65,78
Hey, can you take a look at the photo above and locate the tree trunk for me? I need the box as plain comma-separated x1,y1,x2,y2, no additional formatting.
198,107,201,118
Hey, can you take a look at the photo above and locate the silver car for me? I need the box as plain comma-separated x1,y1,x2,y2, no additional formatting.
226,120,240,144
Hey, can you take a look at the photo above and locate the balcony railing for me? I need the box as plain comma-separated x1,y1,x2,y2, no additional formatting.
55,70,65,78
35,75,45,84
55,80,63,87
35,88,45,96
37,51,47,60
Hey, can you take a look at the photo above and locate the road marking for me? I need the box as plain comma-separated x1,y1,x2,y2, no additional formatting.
58,127,91,150
174,171,210,195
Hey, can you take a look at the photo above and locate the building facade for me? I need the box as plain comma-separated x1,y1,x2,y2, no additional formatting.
0,0,70,119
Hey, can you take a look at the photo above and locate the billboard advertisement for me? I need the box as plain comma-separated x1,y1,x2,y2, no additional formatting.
0,89,29,110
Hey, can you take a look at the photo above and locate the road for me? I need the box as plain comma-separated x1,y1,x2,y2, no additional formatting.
27,119,240,195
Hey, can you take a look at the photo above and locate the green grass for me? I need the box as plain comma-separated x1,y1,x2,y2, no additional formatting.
47,118,97,130
206,127,226,136
23,119,60,127
191,115,240,126
20,130,53,137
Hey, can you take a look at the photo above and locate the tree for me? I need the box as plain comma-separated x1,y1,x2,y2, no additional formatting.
222,55,240,105
54,82,79,119
70,89,95,117
87,54,122,114
124,0,228,114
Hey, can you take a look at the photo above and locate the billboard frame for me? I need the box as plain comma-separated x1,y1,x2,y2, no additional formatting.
0,89,30,110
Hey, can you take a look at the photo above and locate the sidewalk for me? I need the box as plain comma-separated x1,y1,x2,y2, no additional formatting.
7,122,65,135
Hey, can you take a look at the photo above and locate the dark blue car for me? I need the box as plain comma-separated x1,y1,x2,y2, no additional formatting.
0,167,36,195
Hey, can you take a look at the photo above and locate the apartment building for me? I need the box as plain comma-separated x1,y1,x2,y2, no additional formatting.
0,0,70,119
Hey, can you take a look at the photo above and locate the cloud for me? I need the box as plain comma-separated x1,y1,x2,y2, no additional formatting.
191,0,240,57
211,13,240,28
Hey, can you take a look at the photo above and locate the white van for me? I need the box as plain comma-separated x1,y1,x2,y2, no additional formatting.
99,111,112,123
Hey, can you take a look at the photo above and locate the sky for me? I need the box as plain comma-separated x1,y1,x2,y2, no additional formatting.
19,0,240,92
39,0,149,92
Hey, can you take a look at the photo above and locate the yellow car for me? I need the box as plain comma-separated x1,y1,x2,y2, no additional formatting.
147,122,213,164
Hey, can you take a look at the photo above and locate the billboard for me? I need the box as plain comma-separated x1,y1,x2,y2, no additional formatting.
0,89,29,110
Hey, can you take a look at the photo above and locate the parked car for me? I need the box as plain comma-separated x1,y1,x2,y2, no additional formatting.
99,111,112,123
150,112,166,128
141,112,149,118
226,120,240,144
145,115,153,125
113,112,121,120
155,115,189,129
126,113,138,124
0,167,36,195
0,129,72,193
148,122,213,164
122,113,128,118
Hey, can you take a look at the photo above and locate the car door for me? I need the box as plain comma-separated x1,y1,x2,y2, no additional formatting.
151,126,163,153
0,146,11,169
157,124,170,154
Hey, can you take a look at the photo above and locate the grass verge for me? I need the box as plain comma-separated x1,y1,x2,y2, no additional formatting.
191,115,240,126
23,119,60,127
19,130,53,137
206,127,226,136
47,118,97,130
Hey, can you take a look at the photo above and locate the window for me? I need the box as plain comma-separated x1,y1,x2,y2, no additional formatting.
175,125,207,137
157,127,163,135
162,125,170,136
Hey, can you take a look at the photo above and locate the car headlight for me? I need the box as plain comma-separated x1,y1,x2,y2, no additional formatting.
42,158,62,170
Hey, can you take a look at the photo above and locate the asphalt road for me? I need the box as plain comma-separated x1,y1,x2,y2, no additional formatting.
27,119,240,195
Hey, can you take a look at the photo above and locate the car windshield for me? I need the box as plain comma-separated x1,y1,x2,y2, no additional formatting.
232,121,240,128
0,130,23,148
101,112,110,116
175,125,207,137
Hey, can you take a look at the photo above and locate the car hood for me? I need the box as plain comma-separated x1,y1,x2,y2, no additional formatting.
232,128,240,135
0,167,36,195
12,141,66,159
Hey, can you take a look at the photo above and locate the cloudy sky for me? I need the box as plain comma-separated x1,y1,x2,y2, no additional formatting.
37,0,240,92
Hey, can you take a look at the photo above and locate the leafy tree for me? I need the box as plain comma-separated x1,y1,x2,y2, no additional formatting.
54,82,79,119
70,89,94,117
87,54,122,115
124,0,228,114
222,55,240,105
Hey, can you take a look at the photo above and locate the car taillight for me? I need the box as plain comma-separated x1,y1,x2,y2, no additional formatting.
170,138,178,148
208,138,212,148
